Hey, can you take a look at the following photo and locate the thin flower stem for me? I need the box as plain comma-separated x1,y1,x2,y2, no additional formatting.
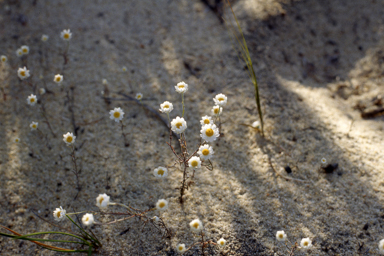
181,93,185,117
70,145,81,192
120,120,129,147
108,202,134,214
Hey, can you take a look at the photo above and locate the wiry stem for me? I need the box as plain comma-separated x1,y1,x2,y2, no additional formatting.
120,120,129,147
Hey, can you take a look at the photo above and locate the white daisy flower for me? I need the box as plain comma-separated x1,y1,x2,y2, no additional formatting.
200,124,219,143
21,45,29,55
53,74,63,84
14,137,20,143
16,48,23,57
188,156,201,169
27,94,37,106
251,121,260,129
321,158,327,164
96,193,110,209
135,93,143,100
122,66,127,72
213,93,227,107
217,238,226,247
171,116,187,134
159,101,173,114
276,230,287,242
197,144,214,161
41,34,49,42
30,121,38,131
189,219,203,233
1,55,7,63
154,166,168,178
175,81,188,94
102,79,108,85
18,66,30,80
156,199,168,211
378,239,384,254
200,115,213,126
300,238,312,249
82,213,94,226
39,88,46,95
212,105,222,116
61,29,72,41
63,132,76,145
109,107,124,122
176,243,186,253
53,206,66,222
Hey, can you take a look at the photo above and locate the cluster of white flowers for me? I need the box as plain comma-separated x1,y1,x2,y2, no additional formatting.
276,230,313,250
16,45,29,57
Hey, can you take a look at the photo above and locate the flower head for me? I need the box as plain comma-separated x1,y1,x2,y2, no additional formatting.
212,105,222,116
175,81,188,94
379,239,384,254
200,124,219,143
198,144,214,161
41,34,49,42
217,238,226,247
61,29,72,41
300,238,312,249
276,231,287,242
188,156,201,169
54,74,63,84
189,219,203,233
96,193,110,209
213,93,227,107
53,206,66,222
18,67,30,80
27,94,37,106
200,115,213,126
16,48,23,57
321,158,327,164
159,101,173,114
39,88,46,95
1,55,7,63
135,93,143,100
102,79,108,85
30,121,38,131
171,116,187,134
109,107,124,122
156,199,168,211
14,137,20,143
154,166,168,178
176,243,186,253
63,132,76,145
252,121,260,129
21,45,29,55
122,66,127,72
153,216,160,223
82,213,94,226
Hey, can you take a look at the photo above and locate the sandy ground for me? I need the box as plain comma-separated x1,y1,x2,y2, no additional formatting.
1,0,384,255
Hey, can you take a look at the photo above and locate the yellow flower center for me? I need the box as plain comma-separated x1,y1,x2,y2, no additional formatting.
22,48,27,53
164,105,169,109
56,211,61,218
193,222,199,229
202,149,209,156
214,108,219,114
64,33,69,39
157,169,164,176
66,136,73,143
20,71,25,76
205,128,214,137
159,202,165,208
30,98,35,102
278,234,283,239
191,160,198,167
220,241,224,245
137,95,142,99
85,217,89,221
178,85,184,89
32,125,36,128
204,119,210,124
1,57,5,61
15,139,19,142
99,197,104,204
113,112,120,118
56,77,61,82
218,97,224,101
175,122,182,129
303,241,308,246
178,246,183,251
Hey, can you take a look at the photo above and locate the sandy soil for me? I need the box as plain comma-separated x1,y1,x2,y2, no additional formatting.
1,0,384,255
